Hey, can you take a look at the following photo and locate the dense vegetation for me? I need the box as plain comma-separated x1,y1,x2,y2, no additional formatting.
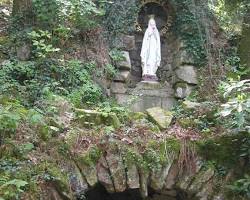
0,0,249,199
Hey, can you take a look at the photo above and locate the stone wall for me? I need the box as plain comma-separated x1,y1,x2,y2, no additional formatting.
111,1,199,111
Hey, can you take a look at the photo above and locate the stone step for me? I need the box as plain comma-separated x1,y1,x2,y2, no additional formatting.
114,93,176,112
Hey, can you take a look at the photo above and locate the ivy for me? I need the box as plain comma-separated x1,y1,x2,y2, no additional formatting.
101,0,140,46
171,0,207,67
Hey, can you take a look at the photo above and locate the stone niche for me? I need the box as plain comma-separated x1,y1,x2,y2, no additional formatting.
111,0,198,112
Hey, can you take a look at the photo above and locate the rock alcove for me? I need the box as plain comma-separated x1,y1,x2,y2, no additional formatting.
111,0,199,111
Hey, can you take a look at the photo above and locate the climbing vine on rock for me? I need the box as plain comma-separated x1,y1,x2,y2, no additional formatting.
101,0,140,46
171,0,207,67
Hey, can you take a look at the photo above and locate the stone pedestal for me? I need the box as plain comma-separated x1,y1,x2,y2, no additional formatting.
111,81,176,112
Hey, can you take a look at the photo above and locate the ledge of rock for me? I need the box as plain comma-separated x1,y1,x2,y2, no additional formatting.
146,107,173,129
75,109,121,129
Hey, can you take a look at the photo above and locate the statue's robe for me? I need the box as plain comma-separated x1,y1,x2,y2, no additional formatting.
140,27,161,76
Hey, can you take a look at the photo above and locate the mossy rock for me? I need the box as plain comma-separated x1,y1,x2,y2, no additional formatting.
178,117,196,128
74,108,121,129
129,112,147,121
146,107,173,130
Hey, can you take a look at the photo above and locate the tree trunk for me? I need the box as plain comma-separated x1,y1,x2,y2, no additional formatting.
238,7,250,78
12,0,32,16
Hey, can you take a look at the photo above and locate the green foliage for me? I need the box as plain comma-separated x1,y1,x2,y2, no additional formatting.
97,101,129,123
197,133,248,168
209,0,249,36
78,146,102,166
28,30,60,58
218,79,250,130
32,0,62,28
228,174,250,198
32,0,105,31
69,83,103,107
124,148,146,169
0,60,103,105
102,0,139,46
103,64,117,80
69,0,105,30
0,106,21,138
172,0,207,66
109,49,124,62
0,177,28,200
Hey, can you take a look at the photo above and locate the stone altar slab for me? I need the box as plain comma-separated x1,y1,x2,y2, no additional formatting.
112,81,176,112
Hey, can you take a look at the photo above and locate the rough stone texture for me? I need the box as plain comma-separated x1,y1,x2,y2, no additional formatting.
70,151,226,200
188,168,214,194
127,164,140,189
117,51,131,70
175,50,195,66
164,161,179,190
178,175,194,192
79,164,98,187
75,109,120,128
146,107,173,130
195,180,214,200
139,169,149,198
182,100,202,110
67,162,88,195
112,81,176,112
113,70,130,82
110,82,127,94
115,93,175,112
122,35,136,50
150,163,172,191
175,65,198,84
105,152,127,193
175,82,194,99
17,44,31,61
97,156,115,193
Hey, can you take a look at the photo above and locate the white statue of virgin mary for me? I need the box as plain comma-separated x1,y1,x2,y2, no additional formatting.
140,17,161,81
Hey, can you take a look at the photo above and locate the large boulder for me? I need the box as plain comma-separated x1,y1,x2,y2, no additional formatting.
105,152,127,193
175,82,194,99
97,156,115,193
127,164,140,189
17,44,31,61
175,65,198,84
110,82,127,94
122,35,135,51
113,70,130,82
182,100,202,110
75,109,121,129
74,158,98,188
117,51,131,70
66,162,88,196
188,168,214,194
139,169,149,198
177,50,195,65
146,107,173,130
150,162,173,191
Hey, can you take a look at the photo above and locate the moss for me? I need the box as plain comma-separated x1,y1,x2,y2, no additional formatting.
123,147,147,170
129,112,147,121
178,117,197,128
35,161,70,193
196,133,248,168
145,138,180,168
76,146,102,167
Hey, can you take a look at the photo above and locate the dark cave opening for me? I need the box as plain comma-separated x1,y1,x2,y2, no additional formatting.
82,183,189,200
83,183,143,200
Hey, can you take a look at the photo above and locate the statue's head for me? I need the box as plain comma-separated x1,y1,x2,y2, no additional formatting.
148,18,156,30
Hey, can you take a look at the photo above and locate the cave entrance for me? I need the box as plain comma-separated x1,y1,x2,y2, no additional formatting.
83,183,189,200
